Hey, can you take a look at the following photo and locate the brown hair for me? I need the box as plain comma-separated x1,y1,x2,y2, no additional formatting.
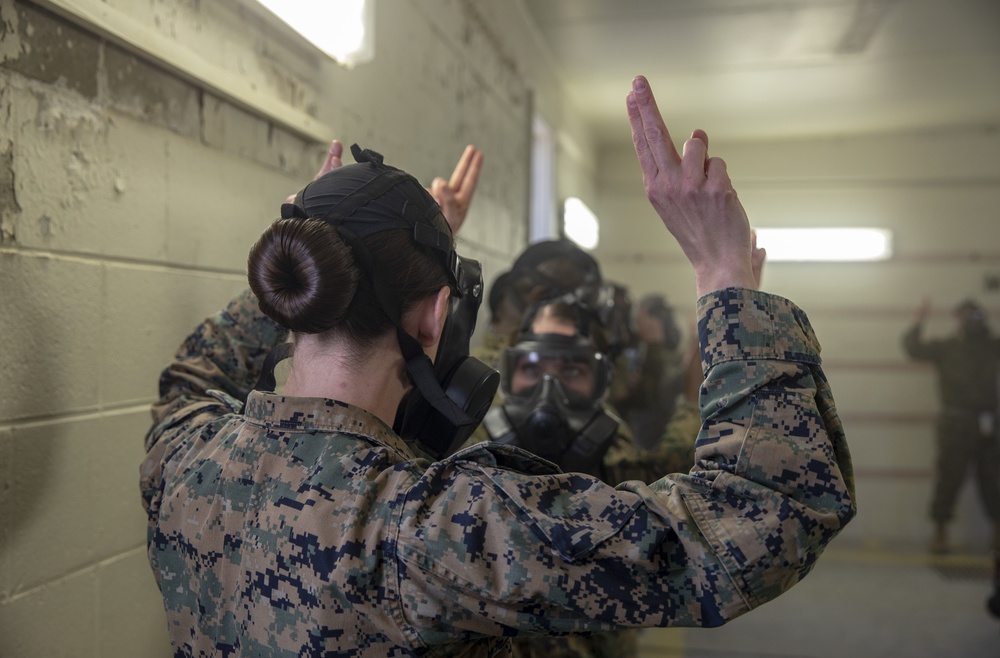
532,300,579,329
523,299,613,354
247,216,452,348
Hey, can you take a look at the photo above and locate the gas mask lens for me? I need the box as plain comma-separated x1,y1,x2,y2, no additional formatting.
511,353,596,401
500,335,609,407
488,333,620,477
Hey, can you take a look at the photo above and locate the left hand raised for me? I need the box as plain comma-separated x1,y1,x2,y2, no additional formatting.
428,145,484,235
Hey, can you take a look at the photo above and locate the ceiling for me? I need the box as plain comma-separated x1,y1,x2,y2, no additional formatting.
521,0,1000,145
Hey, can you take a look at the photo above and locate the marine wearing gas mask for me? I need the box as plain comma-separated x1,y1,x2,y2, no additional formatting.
482,297,621,479
251,144,499,459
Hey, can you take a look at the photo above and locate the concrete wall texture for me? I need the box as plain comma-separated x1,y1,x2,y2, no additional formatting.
0,0,595,654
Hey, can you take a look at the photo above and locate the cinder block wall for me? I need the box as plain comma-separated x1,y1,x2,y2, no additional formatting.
0,0,596,655
594,129,1000,551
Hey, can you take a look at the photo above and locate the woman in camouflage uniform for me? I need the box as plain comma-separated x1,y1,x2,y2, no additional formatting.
142,77,855,657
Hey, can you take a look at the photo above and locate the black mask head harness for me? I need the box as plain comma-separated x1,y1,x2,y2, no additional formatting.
254,144,499,459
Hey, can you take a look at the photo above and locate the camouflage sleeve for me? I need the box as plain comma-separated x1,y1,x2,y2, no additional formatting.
392,288,855,648
141,290,286,513
602,420,694,484
661,400,700,452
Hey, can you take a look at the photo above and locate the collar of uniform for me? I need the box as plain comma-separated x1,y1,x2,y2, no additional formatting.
243,390,415,458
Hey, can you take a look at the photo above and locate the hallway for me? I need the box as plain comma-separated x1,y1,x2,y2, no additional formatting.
637,544,998,658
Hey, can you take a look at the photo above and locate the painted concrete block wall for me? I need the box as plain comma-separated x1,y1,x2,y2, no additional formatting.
594,128,1000,550
0,0,596,655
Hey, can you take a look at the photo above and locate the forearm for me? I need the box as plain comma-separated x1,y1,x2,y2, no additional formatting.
149,289,286,432
141,289,286,528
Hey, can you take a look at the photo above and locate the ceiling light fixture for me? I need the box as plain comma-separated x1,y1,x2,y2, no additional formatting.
754,228,892,262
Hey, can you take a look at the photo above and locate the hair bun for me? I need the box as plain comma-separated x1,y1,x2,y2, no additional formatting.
248,219,359,333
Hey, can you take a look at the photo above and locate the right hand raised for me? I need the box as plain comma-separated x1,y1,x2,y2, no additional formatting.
914,297,931,324
427,145,484,236
627,76,756,296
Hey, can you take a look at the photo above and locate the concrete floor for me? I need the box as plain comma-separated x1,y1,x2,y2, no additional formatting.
636,544,999,658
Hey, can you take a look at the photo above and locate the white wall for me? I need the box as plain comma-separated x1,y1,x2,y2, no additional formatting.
0,0,596,655
594,126,1000,550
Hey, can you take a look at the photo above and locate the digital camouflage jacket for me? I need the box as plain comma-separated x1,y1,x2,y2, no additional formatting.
141,287,856,657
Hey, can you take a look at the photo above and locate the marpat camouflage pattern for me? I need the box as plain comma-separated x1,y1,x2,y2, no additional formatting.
142,287,855,657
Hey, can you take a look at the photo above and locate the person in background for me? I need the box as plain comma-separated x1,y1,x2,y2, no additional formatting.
477,270,518,365
474,239,609,368
989,548,1000,619
478,293,697,481
482,296,641,658
612,232,766,455
611,293,685,449
902,298,1000,554
481,297,625,475
141,74,855,657
607,282,637,362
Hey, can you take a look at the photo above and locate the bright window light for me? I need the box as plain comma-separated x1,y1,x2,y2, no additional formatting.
563,198,599,250
754,228,892,262
256,0,374,68
529,115,558,242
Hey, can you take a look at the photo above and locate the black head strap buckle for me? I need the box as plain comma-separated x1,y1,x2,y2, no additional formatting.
351,144,385,167
280,198,309,220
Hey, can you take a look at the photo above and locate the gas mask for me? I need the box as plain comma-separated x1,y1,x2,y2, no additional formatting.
254,144,499,459
483,332,620,477
393,255,500,458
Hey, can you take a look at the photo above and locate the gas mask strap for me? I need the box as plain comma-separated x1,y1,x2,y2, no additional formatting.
396,326,475,428
339,221,475,430
253,341,294,393
558,411,620,475
316,170,412,225
240,341,295,413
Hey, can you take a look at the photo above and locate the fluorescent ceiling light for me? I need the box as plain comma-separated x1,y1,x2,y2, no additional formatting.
256,0,374,68
754,228,892,262
563,198,599,249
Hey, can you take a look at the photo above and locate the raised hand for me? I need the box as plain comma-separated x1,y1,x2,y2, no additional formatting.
428,145,484,235
626,76,756,296
284,139,344,204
